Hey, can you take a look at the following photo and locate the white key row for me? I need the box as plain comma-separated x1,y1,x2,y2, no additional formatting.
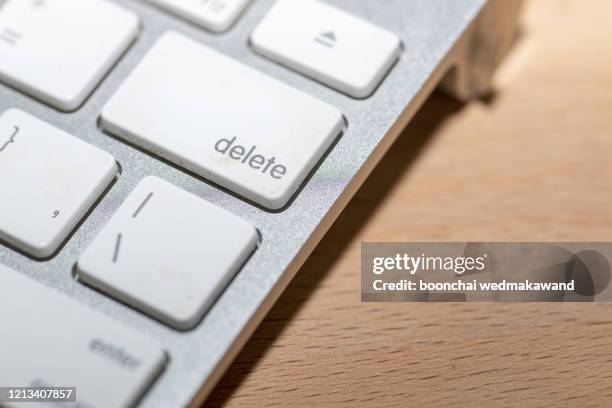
0,0,399,206
0,0,400,110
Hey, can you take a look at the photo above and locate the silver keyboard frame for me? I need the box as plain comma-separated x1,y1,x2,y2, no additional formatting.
0,0,522,406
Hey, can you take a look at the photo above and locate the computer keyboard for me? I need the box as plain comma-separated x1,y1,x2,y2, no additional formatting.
0,0,514,406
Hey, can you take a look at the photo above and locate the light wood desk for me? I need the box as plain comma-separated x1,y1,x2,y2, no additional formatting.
209,1,612,406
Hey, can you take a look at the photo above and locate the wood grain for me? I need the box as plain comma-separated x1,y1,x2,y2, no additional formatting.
208,1,612,406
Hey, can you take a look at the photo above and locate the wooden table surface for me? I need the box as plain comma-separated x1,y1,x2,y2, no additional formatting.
208,1,612,406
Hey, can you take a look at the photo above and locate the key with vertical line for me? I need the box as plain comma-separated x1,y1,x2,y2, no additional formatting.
77,176,259,330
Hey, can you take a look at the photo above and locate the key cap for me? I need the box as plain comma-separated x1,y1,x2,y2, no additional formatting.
251,0,401,98
147,0,250,32
0,109,117,258
0,0,139,111
0,264,165,408
77,176,259,330
101,32,343,210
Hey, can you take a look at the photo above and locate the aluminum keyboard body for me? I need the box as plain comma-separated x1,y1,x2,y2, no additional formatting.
0,0,487,406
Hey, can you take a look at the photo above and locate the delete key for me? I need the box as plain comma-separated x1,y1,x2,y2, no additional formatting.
101,32,344,209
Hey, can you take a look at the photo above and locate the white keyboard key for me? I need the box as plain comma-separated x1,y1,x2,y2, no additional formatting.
0,109,117,258
101,32,343,209
147,0,250,32
0,264,165,408
77,176,259,330
0,0,139,111
251,0,401,98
